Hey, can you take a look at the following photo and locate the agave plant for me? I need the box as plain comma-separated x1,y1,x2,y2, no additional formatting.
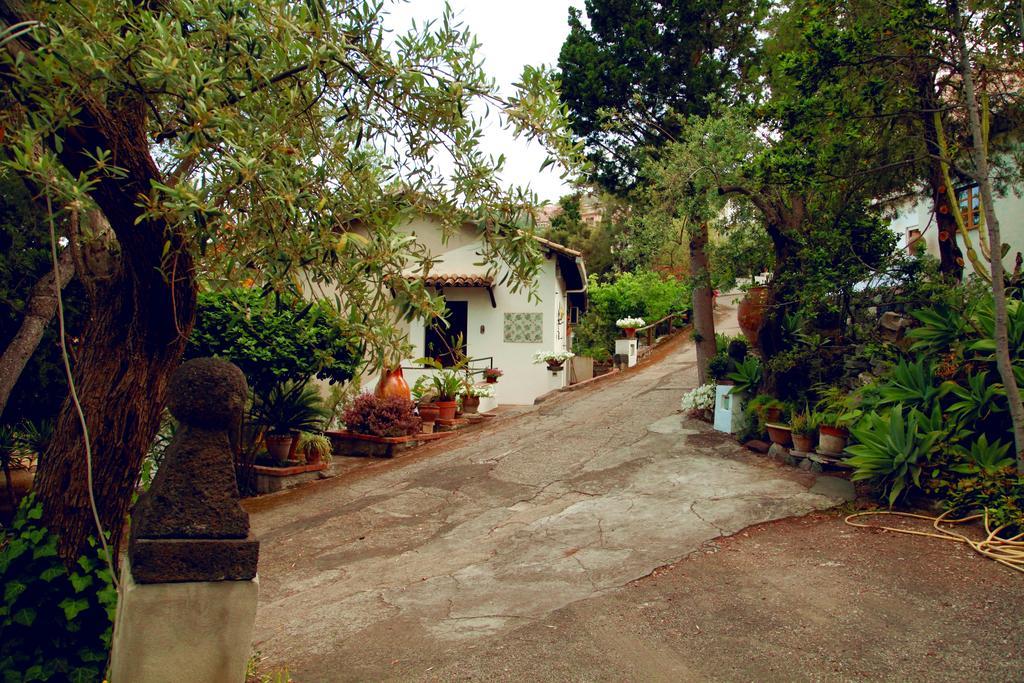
947,371,1005,424
907,304,968,356
950,435,1014,476
846,405,947,506
872,359,952,412
968,297,1024,362
727,356,762,396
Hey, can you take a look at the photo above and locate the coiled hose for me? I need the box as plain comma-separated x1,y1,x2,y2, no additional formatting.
845,509,1024,574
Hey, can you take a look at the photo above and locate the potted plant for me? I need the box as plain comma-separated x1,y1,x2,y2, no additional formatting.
461,384,495,414
533,350,575,372
765,422,793,448
253,382,329,461
616,317,645,339
790,412,819,453
815,389,860,455
328,394,425,457
707,353,732,383
0,425,38,518
483,368,503,384
726,356,762,397
298,431,333,465
411,375,439,429
430,369,464,421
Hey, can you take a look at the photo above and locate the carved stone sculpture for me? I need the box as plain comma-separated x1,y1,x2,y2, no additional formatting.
129,357,259,583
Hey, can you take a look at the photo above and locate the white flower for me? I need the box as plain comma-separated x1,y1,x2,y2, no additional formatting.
680,384,716,412
466,384,495,398
616,317,645,328
533,350,575,364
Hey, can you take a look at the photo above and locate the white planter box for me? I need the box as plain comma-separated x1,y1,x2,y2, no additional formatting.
614,338,638,367
714,385,747,434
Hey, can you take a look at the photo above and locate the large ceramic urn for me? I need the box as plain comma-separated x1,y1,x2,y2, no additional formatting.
737,286,769,347
374,366,411,402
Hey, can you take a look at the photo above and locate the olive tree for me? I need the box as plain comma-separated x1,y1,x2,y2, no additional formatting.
0,0,577,561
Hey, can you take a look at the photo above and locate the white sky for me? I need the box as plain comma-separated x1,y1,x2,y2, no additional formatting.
384,0,585,203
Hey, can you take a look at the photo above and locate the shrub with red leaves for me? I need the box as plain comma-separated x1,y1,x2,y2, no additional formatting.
343,394,421,437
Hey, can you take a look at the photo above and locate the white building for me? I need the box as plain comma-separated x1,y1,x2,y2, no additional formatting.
887,182,1024,277
370,216,588,406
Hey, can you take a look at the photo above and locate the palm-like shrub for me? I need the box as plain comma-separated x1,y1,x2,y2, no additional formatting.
253,382,329,436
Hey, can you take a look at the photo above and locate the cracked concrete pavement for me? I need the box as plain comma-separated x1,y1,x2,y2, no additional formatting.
246,297,850,680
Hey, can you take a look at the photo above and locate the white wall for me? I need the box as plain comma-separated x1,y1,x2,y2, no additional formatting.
887,187,1024,277
355,221,574,405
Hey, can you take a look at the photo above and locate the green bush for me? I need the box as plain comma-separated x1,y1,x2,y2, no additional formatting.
0,496,117,681
576,270,691,359
187,287,362,395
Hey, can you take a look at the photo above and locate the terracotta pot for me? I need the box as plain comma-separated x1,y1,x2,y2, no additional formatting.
462,395,480,414
419,403,440,422
375,366,411,402
435,400,457,421
763,407,783,423
485,376,498,384
765,423,793,447
818,425,849,455
792,433,815,453
304,449,323,465
265,433,295,461
737,286,770,346
624,327,636,338
5,467,35,498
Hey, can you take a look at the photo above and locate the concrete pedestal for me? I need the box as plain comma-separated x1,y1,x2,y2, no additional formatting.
109,559,258,683
713,386,746,434
615,338,638,368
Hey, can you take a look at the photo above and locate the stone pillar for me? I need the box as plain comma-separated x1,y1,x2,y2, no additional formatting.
614,338,638,368
109,358,259,683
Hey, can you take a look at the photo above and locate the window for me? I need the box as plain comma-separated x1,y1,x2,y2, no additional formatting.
957,184,981,231
906,228,922,255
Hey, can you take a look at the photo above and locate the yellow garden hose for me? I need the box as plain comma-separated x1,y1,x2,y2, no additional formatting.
845,509,1024,574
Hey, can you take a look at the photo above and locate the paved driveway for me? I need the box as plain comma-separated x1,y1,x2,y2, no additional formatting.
246,299,847,680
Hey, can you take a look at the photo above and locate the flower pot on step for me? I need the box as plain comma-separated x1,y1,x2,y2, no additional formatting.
818,425,849,455
792,433,814,453
462,395,480,414
765,423,793,448
435,400,457,421
419,403,440,423
265,433,295,461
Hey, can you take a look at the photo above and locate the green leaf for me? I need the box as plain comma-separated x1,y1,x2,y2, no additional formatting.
58,597,90,621
69,573,93,593
12,607,36,627
4,581,27,604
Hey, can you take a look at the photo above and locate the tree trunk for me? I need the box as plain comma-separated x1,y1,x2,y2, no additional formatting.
0,248,75,420
950,0,1024,473
33,261,194,561
0,16,200,560
917,74,964,280
690,222,717,384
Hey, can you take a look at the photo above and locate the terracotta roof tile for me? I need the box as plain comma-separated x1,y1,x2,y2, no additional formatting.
410,273,495,288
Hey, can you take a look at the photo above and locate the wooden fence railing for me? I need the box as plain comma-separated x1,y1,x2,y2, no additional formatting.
636,311,690,349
